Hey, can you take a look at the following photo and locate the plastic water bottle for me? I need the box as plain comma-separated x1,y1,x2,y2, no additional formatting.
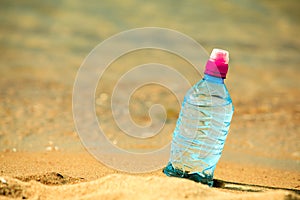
163,48,234,186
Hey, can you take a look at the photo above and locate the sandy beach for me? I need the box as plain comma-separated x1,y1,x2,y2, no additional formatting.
0,0,300,199
0,152,299,199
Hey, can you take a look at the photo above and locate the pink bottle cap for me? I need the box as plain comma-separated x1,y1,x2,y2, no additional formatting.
204,48,229,78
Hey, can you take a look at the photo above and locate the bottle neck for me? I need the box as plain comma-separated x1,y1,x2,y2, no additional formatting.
203,74,224,84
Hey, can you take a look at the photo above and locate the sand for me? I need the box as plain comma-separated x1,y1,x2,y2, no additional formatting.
0,152,299,199
1,0,300,199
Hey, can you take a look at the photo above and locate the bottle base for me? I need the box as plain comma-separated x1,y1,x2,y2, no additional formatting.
163,162,214,187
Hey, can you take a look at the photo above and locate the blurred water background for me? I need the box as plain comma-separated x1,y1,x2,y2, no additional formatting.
0,0,299,171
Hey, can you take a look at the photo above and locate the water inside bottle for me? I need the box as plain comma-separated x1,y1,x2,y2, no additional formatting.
164,75,234,186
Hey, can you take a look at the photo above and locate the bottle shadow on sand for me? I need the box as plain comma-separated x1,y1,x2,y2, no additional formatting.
213,179,300,195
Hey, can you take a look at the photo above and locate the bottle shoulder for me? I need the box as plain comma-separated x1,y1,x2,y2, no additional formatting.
185,79,232,106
